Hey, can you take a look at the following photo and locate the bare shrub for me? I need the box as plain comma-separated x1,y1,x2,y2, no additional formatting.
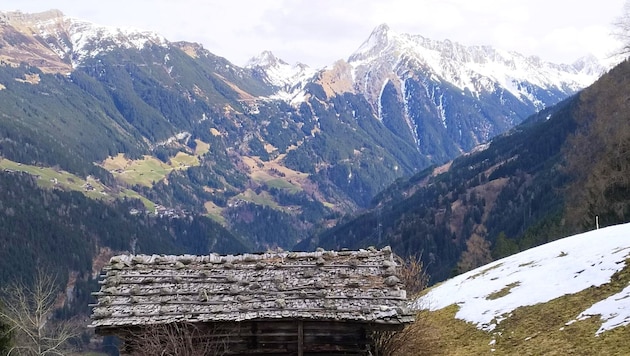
396,254,429,297
122,322,232,356
374,310,441,356
372,255,433,355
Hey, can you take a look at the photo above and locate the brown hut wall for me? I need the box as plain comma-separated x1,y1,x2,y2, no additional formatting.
110,320,384,356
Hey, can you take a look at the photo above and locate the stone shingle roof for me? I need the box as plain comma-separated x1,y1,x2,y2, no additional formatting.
90,246,414,329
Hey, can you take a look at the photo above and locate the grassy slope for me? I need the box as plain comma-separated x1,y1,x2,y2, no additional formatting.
404,260,630,355
98,139,324,224
0,158,155,210
101,152,200,187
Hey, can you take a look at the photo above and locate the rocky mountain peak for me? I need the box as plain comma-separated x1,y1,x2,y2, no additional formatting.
348,23,395,63
0,9,64,26
369,23,391,42
246,50,288,68
572,54,607,76
245,50,315,96
342,24,605,112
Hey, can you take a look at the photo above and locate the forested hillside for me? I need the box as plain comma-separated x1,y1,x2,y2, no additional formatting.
563,60,630,228
0,171,249,282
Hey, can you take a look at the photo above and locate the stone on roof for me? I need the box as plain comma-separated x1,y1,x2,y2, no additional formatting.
90,246,414,329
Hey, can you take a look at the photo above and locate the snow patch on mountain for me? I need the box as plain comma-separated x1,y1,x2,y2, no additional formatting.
51,18,167,67
245,51,316,103
415,223,630,334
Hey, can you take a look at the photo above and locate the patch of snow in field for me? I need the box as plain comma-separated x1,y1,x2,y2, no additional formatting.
573,284,630,335
414,223,630,333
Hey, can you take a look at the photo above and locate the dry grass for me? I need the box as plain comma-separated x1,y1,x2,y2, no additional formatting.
204,201,226,225
194,139,211,156
372,255,432,355
486,282,520,300
241,155,308,191
408,305,495,356
466,262,504,280
317,60,355,98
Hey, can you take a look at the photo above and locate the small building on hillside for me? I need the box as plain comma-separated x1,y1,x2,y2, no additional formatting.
90,247,414,355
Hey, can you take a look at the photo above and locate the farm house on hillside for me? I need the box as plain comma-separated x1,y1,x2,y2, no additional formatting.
90,246,415,355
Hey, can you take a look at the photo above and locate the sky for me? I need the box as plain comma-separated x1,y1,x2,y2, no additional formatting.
1,0,626,68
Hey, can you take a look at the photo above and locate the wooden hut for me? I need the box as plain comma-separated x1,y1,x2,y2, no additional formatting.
90,246,415,355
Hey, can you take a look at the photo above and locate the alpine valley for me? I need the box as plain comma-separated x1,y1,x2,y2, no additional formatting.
0,8,616,341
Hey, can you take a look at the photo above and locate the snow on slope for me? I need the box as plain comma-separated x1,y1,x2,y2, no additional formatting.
61,19,168,67
245,50,316,102
5,10,167,68
415,223,630,334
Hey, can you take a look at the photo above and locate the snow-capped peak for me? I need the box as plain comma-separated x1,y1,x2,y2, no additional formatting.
245,50,288,68
572,54,607,77
62,19,168,66
1,9,168,69
346,24,604,110
348,23,394,63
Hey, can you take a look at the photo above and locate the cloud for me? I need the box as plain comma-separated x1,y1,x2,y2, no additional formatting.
0,0,625,67
543,26,622,61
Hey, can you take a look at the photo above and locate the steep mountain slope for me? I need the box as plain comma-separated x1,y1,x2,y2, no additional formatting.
0,171,250,306
302,97,576,281
412,222,630,354
306,59,629,283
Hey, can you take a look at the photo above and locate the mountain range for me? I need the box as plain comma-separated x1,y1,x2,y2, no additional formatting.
0,7,613,268
305,55,630,283
0,7,611,274
249,23,603,160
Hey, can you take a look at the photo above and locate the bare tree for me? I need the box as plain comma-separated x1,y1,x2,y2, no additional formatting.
0,270,79,355
0,302,11,354
613,1,630,56
456,234,492,274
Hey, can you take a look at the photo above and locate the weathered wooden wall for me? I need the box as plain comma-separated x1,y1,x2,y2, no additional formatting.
107,320,394,355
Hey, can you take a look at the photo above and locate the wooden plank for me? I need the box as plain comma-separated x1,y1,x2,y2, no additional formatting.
298,320,304,356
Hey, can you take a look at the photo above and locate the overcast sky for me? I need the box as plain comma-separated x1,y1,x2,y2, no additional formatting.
1,0,625,68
